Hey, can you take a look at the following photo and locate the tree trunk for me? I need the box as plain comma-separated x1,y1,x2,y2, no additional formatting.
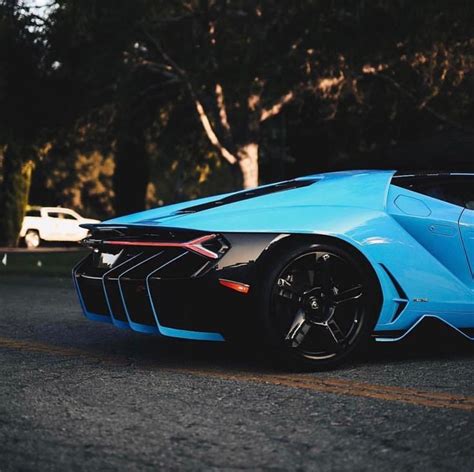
112,68,154,217
113,130,149,216
237,143,259,189
0,144,34,247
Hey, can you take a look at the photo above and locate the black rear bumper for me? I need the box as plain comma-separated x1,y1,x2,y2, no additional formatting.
73,226,279,341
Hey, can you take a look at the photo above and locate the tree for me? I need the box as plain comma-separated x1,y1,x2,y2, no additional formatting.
283,1,474,176
136,0,473,188
135,1,328,188
44,0,175,215
0,0,45,246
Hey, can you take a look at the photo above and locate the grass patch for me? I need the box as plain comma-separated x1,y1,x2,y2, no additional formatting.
0,251,88,278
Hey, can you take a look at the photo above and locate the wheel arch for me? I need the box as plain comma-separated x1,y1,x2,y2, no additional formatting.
24,227,42,237
22,228,43,247
256,232,384,313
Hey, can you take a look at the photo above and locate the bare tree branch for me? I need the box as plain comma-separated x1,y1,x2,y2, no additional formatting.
193,98,237,164
214,83,231,133
260,72,350,122
260,90,295,122
362,68,473,133
206,18,233,139
143,29,237,165
204,16,235,146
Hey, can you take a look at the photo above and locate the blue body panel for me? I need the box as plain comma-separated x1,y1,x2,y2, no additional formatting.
460,209,474,276
90,170,474,341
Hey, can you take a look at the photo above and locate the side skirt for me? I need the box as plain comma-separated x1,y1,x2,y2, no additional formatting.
373,314,474,342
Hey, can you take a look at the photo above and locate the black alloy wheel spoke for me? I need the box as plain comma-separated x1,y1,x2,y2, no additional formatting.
277,285,301,302
325,318,346,345
302,285,323,297
285,310,312,348
315,254,336,291
276,277,303,302
324,304,336,321
333,284,363,305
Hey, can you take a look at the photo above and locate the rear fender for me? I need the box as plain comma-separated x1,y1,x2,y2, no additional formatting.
211,205,473,333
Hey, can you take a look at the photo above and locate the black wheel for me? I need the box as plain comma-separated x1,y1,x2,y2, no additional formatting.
259,241,381,370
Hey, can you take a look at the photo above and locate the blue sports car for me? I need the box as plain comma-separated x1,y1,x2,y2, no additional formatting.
74,170,474,369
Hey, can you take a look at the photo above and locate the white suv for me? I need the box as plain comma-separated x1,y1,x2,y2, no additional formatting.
20,206,100,248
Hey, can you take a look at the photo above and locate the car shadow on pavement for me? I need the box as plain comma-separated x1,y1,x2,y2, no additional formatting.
80,319,474,375
362,323,474,366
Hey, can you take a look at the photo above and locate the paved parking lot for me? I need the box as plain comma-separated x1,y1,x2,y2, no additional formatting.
0,276,473,471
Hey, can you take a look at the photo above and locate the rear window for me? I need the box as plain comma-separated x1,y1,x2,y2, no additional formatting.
25,209,41,217
47,211,78,219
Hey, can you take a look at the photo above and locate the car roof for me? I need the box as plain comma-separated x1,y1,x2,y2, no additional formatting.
26,206,78,212
393,171,474,178
41,207,75,211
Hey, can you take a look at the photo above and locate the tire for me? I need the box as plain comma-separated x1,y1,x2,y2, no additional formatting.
258,240,381,371
24,230,41,249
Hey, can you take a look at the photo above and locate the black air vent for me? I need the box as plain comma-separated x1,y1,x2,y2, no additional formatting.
173,178,319,215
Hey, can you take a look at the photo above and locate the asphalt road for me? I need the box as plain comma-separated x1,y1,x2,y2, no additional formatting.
0,276,473,471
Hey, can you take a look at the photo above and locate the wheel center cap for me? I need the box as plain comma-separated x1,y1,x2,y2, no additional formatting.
309,297,319,310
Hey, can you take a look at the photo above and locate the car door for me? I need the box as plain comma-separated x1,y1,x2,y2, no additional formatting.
458,177,474,279
390,174,474,285
59,210,80,240
54,209,83,241
460,210,474,276
45,210,64,240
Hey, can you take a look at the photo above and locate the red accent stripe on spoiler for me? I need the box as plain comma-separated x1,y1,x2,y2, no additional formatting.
104,234,219,259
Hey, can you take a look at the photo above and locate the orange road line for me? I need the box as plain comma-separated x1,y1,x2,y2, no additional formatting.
0,336,473,412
